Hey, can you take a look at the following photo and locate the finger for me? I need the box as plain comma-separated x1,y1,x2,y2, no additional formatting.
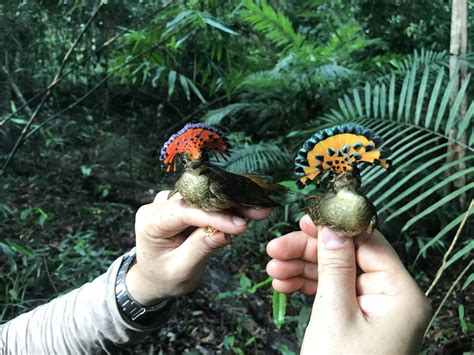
235,206,272,221
137,200,250,240
176,228,232,263
299,279,318,295
153,190,183,203
299,214,318,237
314,227,358,318
266,231,318,262
356,230,405,273
272,278,317,295
266,259,317,280
153,190,171,203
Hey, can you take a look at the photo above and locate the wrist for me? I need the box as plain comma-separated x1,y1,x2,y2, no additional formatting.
125,262,167,306
115,249,176,327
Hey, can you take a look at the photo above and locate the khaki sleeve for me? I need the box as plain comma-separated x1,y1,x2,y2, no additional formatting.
0,254,166,355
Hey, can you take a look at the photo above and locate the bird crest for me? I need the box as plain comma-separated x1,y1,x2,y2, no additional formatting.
294,124,392,188
160,123,231,172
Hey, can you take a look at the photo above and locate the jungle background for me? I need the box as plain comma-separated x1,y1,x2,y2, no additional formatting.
0,0,473,353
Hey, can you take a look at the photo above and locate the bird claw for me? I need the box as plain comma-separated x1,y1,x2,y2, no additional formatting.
204,226,218,235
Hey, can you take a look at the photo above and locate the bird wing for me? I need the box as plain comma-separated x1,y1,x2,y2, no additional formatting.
207,166,279,207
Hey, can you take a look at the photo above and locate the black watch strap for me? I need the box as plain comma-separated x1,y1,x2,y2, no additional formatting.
115,248,175,327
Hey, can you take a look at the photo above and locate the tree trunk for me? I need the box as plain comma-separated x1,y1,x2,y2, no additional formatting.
448,0,468,209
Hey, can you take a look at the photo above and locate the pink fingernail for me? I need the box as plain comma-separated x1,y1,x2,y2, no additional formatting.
232,216,247,226
322,227,347,249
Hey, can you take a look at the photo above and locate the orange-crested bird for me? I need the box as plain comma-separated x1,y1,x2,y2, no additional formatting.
160,123,283,212
294,124,392,237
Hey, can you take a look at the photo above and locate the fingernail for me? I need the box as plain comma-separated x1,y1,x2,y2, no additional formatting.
322,227,347,249
232,215,247,226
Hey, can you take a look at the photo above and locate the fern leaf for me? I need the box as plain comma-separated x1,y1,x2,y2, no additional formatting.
242,0,302,51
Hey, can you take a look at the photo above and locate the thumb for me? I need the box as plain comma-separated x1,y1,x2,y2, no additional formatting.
314,227,358,316
177,228,231,265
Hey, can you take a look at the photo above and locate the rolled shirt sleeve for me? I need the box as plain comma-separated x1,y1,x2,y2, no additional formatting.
0,253,166,354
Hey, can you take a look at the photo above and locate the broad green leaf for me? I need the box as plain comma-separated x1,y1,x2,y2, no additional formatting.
11,118,28,125
388,74,395,119
166,10,193,29
10,100,17,113
167,70,177,97
272,290,286,329
353,88,363,117
434,69,458,131
425,69,445,128
457,101,474,140
373,84,380,119
179,74,190,100
445,73,471,134
4,239,33,256
397,71,410,120
446,241,474,268
462,272,474,291
203,103,249,125
400,181,474,231
367,143,450,206
203,17,239,35
364,82,371,117
187,79,206,103
338,98,350,119
414,66,429,125
414,211,469,265
380,83,387,119
404,63,418,122
380,156,474,214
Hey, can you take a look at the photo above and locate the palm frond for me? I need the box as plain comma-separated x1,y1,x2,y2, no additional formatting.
389,48,448,74
216,142,291,174
320,63,473,259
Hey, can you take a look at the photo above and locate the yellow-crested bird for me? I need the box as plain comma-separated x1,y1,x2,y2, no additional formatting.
294,124,392,237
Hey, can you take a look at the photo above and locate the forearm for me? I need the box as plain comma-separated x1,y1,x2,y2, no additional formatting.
0,256,164,355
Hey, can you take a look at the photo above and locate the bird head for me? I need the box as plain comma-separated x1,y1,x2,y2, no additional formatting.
160,123,230,172
294,124,392,189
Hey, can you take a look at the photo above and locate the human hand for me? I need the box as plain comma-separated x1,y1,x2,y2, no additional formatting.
126,190,271,305
266,215,432,354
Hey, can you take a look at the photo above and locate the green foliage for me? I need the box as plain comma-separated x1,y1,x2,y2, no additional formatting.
1,0,472,352
242,0,303,52
217,139,291,174
320,60,473,263
54,230,118,290
272,290,287,329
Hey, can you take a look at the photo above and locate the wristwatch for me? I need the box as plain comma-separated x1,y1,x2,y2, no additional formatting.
115,248,175,327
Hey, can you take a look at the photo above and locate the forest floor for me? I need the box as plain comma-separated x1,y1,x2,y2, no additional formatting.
0,114,472,354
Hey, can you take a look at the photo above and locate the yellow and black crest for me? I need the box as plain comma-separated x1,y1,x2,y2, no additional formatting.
295,124,392,188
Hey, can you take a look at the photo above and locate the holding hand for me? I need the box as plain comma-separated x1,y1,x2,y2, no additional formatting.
266,215,432,354
126,190,271,305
